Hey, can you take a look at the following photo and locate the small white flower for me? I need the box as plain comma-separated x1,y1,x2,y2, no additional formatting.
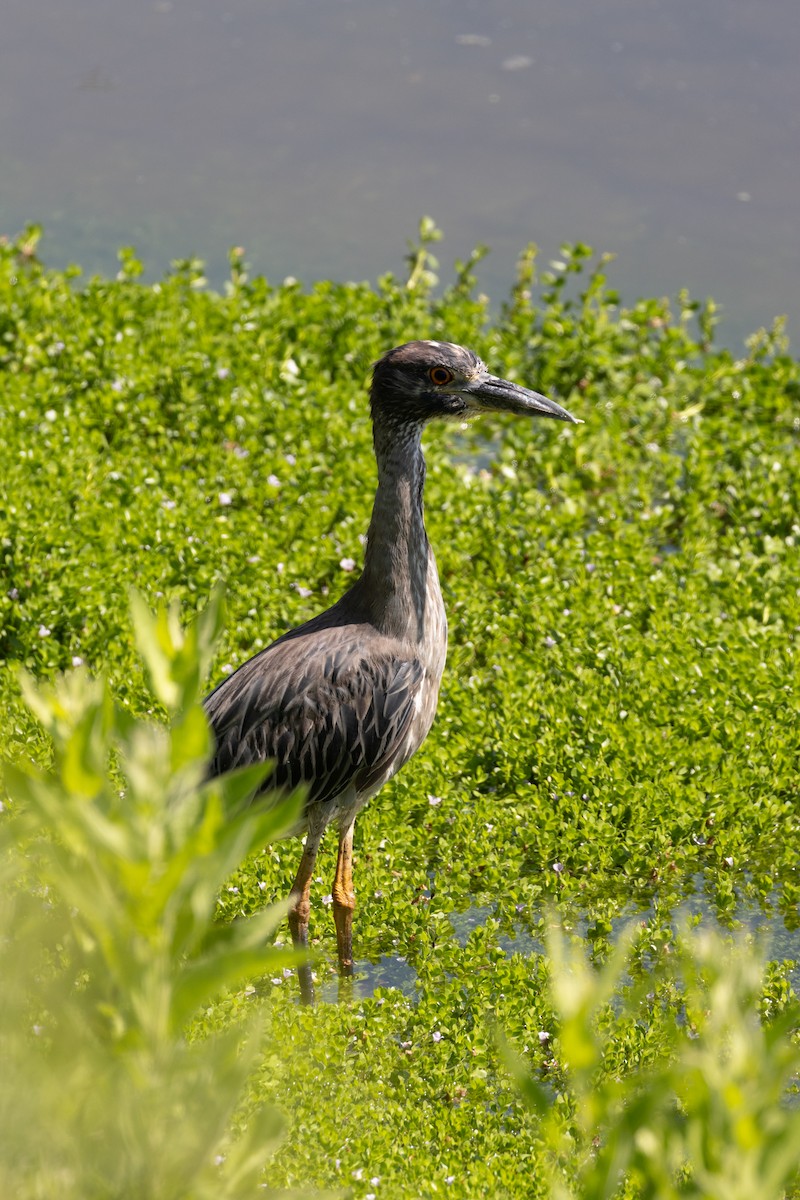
227,886,239,894
322,893,333,906
340,557,357,572
38,625,51,637
267,474,281,487
544,635,557,648
162,498,176,509
218,491,233,506
538,1030,551,1043
432,1031,443,1043
552,861,564,874
258,880,267,891
428,795,443,806
44,409,57,422
295,585,312,599
71,655,84,667
216,367,230,380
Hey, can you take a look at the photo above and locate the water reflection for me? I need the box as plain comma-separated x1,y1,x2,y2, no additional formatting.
319,951,418,1003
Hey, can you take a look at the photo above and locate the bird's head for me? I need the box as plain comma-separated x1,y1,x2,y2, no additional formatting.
371,340,580,426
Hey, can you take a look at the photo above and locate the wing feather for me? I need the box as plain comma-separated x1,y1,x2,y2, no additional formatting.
204,627,427,809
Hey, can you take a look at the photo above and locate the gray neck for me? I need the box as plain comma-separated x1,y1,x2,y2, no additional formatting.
357,420,435,640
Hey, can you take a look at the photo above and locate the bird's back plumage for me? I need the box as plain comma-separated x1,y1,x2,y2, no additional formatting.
204,618,434,817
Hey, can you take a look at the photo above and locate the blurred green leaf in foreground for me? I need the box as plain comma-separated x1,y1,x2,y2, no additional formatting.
0,589,315,1200
503,922,800,1200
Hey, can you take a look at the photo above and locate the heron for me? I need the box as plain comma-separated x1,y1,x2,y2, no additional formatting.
204,340,579,1001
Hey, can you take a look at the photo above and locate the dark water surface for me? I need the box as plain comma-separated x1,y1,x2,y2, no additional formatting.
2,0,798,344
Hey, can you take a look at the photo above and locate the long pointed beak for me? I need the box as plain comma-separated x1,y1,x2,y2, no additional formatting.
463,374,581,423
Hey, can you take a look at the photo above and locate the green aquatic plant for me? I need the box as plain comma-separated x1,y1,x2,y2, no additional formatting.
1,591,312,1199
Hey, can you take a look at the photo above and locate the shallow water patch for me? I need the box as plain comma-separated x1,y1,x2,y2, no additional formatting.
319,952,419,1003
482,870,800,985
335,870,800,1003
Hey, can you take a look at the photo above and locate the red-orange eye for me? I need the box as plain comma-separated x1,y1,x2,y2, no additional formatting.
429,366,454,386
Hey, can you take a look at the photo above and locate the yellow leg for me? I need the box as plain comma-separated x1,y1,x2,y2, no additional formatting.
287,819,324,1004
332,817,356,975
